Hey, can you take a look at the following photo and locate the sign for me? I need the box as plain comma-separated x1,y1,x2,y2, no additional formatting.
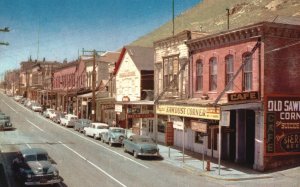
127,113,154,119
102,104,114,110
228,91,259,102
265,95,300,155
171,116,184,130
220,111,230,127
156,105,220,120
82,101,87,105
165,122,174,146
115,104,122,112
191,121,207,133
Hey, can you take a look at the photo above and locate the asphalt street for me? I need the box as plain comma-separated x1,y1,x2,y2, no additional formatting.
0,92,219,187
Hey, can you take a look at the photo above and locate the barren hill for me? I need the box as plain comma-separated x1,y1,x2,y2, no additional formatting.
130,0,300,47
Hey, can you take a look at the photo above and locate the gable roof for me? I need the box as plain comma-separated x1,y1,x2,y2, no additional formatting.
114,45,154,75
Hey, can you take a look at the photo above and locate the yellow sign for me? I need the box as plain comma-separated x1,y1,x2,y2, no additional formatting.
156,105,220,120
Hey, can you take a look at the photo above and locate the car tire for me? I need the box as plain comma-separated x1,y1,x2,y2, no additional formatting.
83,131,86,136
124,147,127,153
133,151,138,158
93,134,97,140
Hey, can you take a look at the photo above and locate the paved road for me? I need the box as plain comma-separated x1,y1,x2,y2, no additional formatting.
0,93,219,187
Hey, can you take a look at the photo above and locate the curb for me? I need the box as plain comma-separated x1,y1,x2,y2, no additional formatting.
200,171,273,181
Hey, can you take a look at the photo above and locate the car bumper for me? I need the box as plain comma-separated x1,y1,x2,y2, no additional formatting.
138,152,160,157
25,178,61,186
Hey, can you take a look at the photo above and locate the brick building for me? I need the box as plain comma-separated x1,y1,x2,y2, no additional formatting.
187,21,300,171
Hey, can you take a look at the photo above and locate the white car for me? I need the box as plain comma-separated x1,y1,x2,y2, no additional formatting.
60,114,78,127
31,103,43,112
43,108,55,118
83,123,109,140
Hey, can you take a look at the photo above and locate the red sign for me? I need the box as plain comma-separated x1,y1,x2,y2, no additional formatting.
265,95,300,155
127,113,154,119
165,122,174,146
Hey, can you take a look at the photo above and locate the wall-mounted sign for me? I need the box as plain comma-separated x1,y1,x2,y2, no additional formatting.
191,121,207,133
265,95,300,155
127,113,154,119
220,111,230,127
171,116,184,130
156,105,220,120
228,91,259,102
115,104,122,112
82,101,87,106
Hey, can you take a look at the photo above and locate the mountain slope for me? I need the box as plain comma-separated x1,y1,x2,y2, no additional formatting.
130,0,300,47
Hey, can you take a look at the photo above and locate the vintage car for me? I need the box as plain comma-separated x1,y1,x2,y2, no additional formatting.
83,122,109,140
102,127,125,146
11,148,61,186
43,108,55,118
73,119,92,133
0,113,13,130
53,112,65,124
31,103,43,112
123,135,160,158
60,114,78,127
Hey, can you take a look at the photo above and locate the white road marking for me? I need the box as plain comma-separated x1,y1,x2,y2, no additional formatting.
13,100,149,169
59,141,127,187
1,99,17,113
26,119,45,132
26,144,32,149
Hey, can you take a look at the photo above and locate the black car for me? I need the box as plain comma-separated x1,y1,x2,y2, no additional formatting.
73,118,92,132
11,148,61,186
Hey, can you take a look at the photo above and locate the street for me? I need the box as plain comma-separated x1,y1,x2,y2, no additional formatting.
0,92,218,187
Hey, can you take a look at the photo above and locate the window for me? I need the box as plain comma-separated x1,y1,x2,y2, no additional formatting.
195,132,203,144
225,55,234,91
163,55,179,91
209,57,217,91
196,60,203,91
242,53,252,91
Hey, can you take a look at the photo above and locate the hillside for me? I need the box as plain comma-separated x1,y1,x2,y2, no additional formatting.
130,0,300,47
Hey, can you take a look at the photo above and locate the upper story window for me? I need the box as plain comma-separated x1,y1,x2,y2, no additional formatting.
163,55,179,91
242,53,252,91
225,55,234,91
209,57,217,91
196,60,203,91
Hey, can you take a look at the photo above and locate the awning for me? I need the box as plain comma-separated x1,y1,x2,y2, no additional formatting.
77,91,98,98
114,100,154,105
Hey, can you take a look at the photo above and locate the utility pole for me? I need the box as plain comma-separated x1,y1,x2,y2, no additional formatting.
82,49,105,122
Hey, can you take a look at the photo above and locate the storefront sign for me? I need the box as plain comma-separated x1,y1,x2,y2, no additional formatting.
82,101,87,106
127,113,154,119
156,105,220,120
102,104,114,110
265,95,300,155
171,116,184,130
228,91,259,102
115,104,122,112
191,121,207,133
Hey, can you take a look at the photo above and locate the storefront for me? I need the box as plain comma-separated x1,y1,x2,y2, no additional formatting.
156,103,220,158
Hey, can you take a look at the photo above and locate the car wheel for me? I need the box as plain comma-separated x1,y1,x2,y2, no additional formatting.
124,147,127,153
133,151,138,158
93,134,97,140
83,131,86,136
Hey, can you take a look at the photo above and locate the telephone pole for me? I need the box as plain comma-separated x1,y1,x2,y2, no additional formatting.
82,49,105,121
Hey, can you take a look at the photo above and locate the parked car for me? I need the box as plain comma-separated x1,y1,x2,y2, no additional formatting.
53,112,65,124
123,135,160,158
0,113,13,131
11,148,61,186
25,100,33,108
102,127,125,146
31,103,43,112
14,95,23,102
83,122,109,140
73,119,92,133
60,114,78,127
43,108,55,118
48,110,58,120
19,97,26,104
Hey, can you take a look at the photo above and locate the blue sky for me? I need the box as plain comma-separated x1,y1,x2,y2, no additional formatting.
0,0,201,78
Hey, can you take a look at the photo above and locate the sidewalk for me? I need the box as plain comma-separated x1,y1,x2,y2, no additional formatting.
158,144,273,181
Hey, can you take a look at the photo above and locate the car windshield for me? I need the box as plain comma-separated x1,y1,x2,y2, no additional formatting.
136,137,153,143
25,154,48,162
97,126,107,129
112,129,125,133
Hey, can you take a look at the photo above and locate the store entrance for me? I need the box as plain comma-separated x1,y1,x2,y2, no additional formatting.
245,109,255,166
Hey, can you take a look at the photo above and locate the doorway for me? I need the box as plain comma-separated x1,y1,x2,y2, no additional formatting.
245,109,255,166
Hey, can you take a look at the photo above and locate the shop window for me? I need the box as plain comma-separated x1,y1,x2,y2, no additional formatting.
196,60,203,91
225,55,234,91
158,118,165,133
209,57,217,91
242,53,252,91
195,132,203,144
